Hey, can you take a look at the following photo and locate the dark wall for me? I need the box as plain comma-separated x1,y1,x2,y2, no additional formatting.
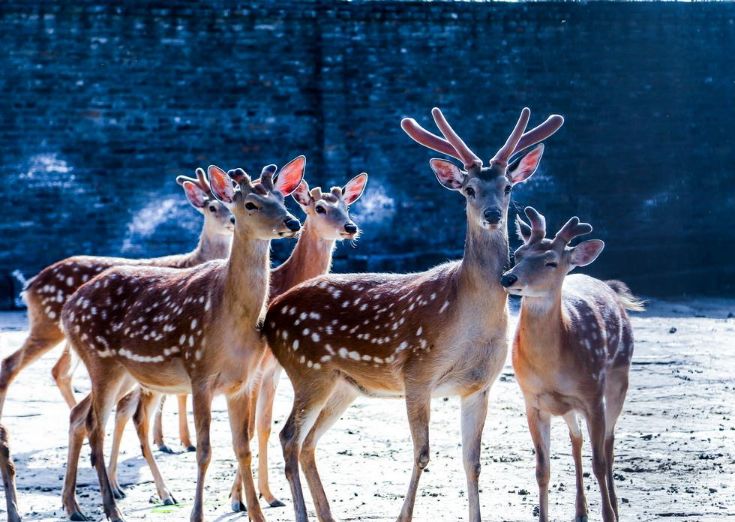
1,1,734,308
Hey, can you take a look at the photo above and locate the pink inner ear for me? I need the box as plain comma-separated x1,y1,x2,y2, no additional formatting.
208,166,235,203
343,174,367,204
275,156,306,196
430,159,464,189
571,240,604,266
293,181,312,206
183,181,207,208
510,145,544,184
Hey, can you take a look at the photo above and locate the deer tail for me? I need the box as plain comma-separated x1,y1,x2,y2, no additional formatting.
606,280,645,312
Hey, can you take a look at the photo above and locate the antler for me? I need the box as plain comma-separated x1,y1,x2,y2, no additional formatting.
401,108,482,170
177,167,213,196
512,114,565,156
524,207,547,244
553,216,593,245
491,108,531,167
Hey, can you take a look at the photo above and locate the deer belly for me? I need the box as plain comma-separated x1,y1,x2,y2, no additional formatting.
536,391,580,417
122,358,191,394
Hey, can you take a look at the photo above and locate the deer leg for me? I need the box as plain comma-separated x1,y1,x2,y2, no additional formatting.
280,379,337,522
51,343,77,408
563,411,588,522
461,389,489,522
257,365,284,507
177,395,195,451
108,388,141,500
301,383,357,522
190,386,213,522
0,425,21,522
88,374,129,522
133,389,177,505
0,330,63,417
63,394,92,521
586,405,616,522
152,394,173,454
603,369,629,522
397,391,431,522
226,392,266,522
526,405,551,522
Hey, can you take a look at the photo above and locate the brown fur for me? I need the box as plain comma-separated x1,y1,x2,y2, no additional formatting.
0,424,21,522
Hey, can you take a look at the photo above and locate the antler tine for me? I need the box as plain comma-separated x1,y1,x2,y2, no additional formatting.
400,118,463,163
524,206,547,244
553,216,593,245
195,167,212,193
176,171,212,196
512,114,564,156
431,108,482,169
491,108,531,167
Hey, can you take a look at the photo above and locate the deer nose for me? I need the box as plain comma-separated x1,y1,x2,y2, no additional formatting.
501,274,518,288
285,218,301,232
484,209,502,224
230,216,236,225
344,223,358,235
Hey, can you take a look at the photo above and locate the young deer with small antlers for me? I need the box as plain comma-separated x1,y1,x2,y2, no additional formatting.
104,172,368,510
60,160,304,522
263,107,563,522
0,171,233,419
501,207,643,522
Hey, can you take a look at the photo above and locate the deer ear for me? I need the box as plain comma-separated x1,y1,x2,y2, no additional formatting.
208,165,236,204
182,181,208,210
430,159,465,191
515,216,533,244
569,240,605,267
342,173,368,205
275,156,306,197
507,144,544,185
292,179,313,207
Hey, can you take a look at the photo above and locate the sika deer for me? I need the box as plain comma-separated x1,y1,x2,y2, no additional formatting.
104,172,368,509
0,171,233,418
501,207,643,522
264,108,563,522
60,160,304,522
0,424,21,522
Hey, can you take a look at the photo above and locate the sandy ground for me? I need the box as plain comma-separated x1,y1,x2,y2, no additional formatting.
0,297,733,522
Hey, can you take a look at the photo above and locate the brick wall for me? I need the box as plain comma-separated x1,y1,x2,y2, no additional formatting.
1,1,734,308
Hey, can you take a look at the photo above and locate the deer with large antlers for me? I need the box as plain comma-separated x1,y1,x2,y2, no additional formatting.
0,171,233,419
60,160,304,522
262,108,563,522
104,171,369,510
501,207,642,522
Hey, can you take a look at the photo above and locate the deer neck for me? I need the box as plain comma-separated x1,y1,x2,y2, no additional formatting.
272,218,335,293
189,227,232,264
517,290,565,360
222,228,271,327
456,215,510,304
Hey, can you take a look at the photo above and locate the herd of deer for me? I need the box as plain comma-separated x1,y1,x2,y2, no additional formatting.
0,107,643,522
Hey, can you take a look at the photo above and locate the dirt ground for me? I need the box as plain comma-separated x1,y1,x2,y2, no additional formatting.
0,297,733,522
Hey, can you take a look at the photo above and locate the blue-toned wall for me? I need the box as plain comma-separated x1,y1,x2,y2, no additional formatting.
1,1,734,308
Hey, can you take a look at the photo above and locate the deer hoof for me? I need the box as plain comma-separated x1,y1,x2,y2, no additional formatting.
575,517,589,522
268,498,286,508
231,501,246,513
186,445,196,452
157,445,174,454
69,512,89,522
163,496,177,506
111,487,126,500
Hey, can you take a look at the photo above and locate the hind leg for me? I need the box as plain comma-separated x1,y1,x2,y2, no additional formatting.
51,343,77,408
604,368,629,521
0,424,21,522
63,395,92,520
108,388,142,500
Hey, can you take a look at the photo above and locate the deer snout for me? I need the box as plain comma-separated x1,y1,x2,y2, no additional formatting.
500,273,518,288
344,223,358,235
484,208,502,225
285,217,301,232
229,216,236,225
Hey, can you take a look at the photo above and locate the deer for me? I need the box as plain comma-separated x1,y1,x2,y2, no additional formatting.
104,171,369,510
260,107,564,522
60,159,304,522
0,170,234,420
501,207,643,522
0,424,21,522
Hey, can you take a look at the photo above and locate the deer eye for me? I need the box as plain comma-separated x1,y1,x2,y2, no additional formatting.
504,185,512,195
466,187,475,198
545,262,558,268
208,205,217,213
315,206,326,214
245,202,258,211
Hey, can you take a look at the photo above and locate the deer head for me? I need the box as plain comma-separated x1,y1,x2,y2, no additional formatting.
177,168,235,236
501,207,605,297
207,156,305,240
291,173,368,240
401,108,563,231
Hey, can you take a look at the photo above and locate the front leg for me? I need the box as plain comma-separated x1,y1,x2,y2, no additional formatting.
563,411,588,522
397,390,431,522
526,405,551,522
190,387,213,522
461,389,489,522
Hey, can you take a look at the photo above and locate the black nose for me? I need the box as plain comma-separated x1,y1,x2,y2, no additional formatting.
484,209,502,224
501,274,518,288
344,223,358,234
229,216,235,225
285,218,301,232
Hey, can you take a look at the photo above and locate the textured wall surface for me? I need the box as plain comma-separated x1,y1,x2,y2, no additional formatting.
1,1,734,308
